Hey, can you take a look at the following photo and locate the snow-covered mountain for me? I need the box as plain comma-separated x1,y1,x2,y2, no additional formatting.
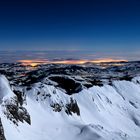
0,62,140,140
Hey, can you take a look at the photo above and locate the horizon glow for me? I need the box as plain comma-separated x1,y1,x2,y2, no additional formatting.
18,58,128,66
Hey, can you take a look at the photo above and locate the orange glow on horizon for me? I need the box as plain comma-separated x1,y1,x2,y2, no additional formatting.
18,60,49,67
18,58,128,67
90,58,128,63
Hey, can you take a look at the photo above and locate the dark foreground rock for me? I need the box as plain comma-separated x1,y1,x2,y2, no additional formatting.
0,118,6,140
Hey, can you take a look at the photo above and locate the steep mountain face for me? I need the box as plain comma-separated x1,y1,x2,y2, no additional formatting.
0,62,140,140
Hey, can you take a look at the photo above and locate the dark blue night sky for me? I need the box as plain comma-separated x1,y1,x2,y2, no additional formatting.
0,0,140,61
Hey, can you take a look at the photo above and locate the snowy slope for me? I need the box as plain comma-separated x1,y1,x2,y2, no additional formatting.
0,75,140,140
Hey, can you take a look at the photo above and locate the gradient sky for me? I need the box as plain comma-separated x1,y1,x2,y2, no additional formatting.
0,0,140,61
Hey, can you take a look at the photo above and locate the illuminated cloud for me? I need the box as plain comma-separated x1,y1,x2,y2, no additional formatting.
18,58,128,67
